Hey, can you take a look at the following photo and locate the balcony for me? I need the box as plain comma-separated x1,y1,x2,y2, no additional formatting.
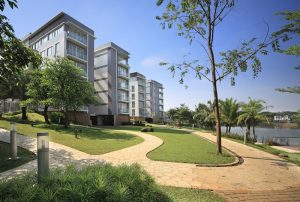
118,96,129,102
118,84,129,90
119,108,129,114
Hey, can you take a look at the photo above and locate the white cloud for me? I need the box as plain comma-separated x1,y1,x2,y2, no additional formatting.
140,56,165,68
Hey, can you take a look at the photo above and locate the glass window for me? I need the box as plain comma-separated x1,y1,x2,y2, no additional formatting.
67,25,87,44
118,78,128,89
131,86,135,92
132,102,135,108
47,47,52,56
74,61,87,75
67,42,87,60
118,103,129,113
54,43,59,56
132,109,135,116
117,55,128,65
132,94,135,100
118,91,129,102
118,66,128,77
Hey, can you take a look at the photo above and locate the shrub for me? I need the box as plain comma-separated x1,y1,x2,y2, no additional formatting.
0,164,170,202
121,122,132,125
141,127,154,132
133,121,145,126
49,112,64,124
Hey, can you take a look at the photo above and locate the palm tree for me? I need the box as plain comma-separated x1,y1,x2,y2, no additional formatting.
193,102,215,130
237,98,269,143
220,98,239,134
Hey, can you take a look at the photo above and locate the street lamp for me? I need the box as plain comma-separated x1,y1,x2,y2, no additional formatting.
37,132,49,182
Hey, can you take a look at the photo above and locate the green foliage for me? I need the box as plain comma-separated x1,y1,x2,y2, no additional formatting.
43,57,99,127
272,8,300,55
220,98,239,133
193,101,215,129
0,164,171,202
141,127,154,132
49,112,64,124
166,104,193,125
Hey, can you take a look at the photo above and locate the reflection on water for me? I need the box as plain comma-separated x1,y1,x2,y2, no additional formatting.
221,126,300,146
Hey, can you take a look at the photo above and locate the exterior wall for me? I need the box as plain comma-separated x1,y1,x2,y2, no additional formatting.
92,42,130,126
116,114,130,125
146,80,164,122
66,111,91,126
23,12,95,117
130,72,146,119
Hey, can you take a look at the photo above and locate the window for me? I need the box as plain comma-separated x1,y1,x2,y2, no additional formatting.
118,103,129,114
67,42,87,60
118,78,128,89
139,101,144,108
67,25,87,44
138,85,145,92
132,102,135,108
132,109,135,116
117,55,128,65
132,94,135,100
41,51,46,57
47,47,52,56
118,91,129,102
54,43,59,56
74,61,87,75
138,93,144,100
118,66,128,77
131,86,135,92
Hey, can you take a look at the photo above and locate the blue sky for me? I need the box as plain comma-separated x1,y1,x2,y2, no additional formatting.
4,0,300,112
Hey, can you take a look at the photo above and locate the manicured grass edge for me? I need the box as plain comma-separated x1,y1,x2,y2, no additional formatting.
145,127,241,167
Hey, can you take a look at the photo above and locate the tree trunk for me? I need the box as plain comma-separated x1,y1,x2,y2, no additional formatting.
21,106,27,120
43,105,50,124
207,5,222,154
229,123,232,133
63,109,68,128
73,109,78,124
253,125,256,142
225,125,228,134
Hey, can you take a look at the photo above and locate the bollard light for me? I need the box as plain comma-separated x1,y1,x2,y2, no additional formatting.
9,122,19,160
10,122,17,131
37,132,49,183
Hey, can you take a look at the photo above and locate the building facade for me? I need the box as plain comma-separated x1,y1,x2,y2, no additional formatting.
129,72,146,121
145,80,164,123
23,12,95,125
91,42,130,125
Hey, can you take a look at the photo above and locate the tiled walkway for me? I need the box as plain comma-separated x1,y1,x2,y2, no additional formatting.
1,128,300,201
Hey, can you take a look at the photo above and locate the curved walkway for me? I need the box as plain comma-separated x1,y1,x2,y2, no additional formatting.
1,128,300,201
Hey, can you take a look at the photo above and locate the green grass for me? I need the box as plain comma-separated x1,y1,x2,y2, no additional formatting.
0,141,36,172
111,126,235,165
223,136,300,166
0,119,143,155
160,186,225,202
3,112,45,123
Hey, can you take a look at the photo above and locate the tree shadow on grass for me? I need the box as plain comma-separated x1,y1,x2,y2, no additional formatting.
36,124,138,141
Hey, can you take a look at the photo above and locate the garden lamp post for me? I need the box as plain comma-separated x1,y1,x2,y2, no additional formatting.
9,122,19,160
37,132,49,182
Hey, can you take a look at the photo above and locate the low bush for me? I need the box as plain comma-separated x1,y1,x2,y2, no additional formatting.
49,112,64,124
121,122,132,125
0,164,170,202
141,127,154,132
132,121,145,126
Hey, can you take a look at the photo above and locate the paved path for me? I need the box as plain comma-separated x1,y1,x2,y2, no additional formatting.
1,127,300,201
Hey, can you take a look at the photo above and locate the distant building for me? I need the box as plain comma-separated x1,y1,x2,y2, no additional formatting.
145,80,164,123
274,115,290,122
129,72,146,121
23,12,95,125
91,42,130,126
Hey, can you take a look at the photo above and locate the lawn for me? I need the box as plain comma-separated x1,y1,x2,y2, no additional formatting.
160,186,225,202
221,135,300,166
0,141,36,172
109,126,235,165
0,119,143,155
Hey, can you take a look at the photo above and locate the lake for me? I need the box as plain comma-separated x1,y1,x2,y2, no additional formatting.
221,126,300,146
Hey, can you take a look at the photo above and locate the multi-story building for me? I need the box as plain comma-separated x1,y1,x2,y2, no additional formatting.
91,42,130,126
145,80,164,123
129,72,146,121
23,12,95,125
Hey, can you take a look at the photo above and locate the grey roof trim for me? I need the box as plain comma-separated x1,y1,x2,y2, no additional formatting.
95,42,130,56
23,11,94,41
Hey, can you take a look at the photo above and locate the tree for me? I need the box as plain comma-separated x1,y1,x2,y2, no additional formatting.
237,98,268,143
220,98,239,133
166,108,178,123
156,0,269,154
273,8,300,94
193,102,215,130
0,0,42,83
25,69,52,124
44,57,98,128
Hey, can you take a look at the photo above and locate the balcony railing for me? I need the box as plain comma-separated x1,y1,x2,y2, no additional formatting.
118,96,129,102
119,108,129,114
118,84,129,90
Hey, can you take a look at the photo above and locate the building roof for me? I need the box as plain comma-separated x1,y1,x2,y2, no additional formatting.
23,11,94,41
95,42,130,56
130,72,146,79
